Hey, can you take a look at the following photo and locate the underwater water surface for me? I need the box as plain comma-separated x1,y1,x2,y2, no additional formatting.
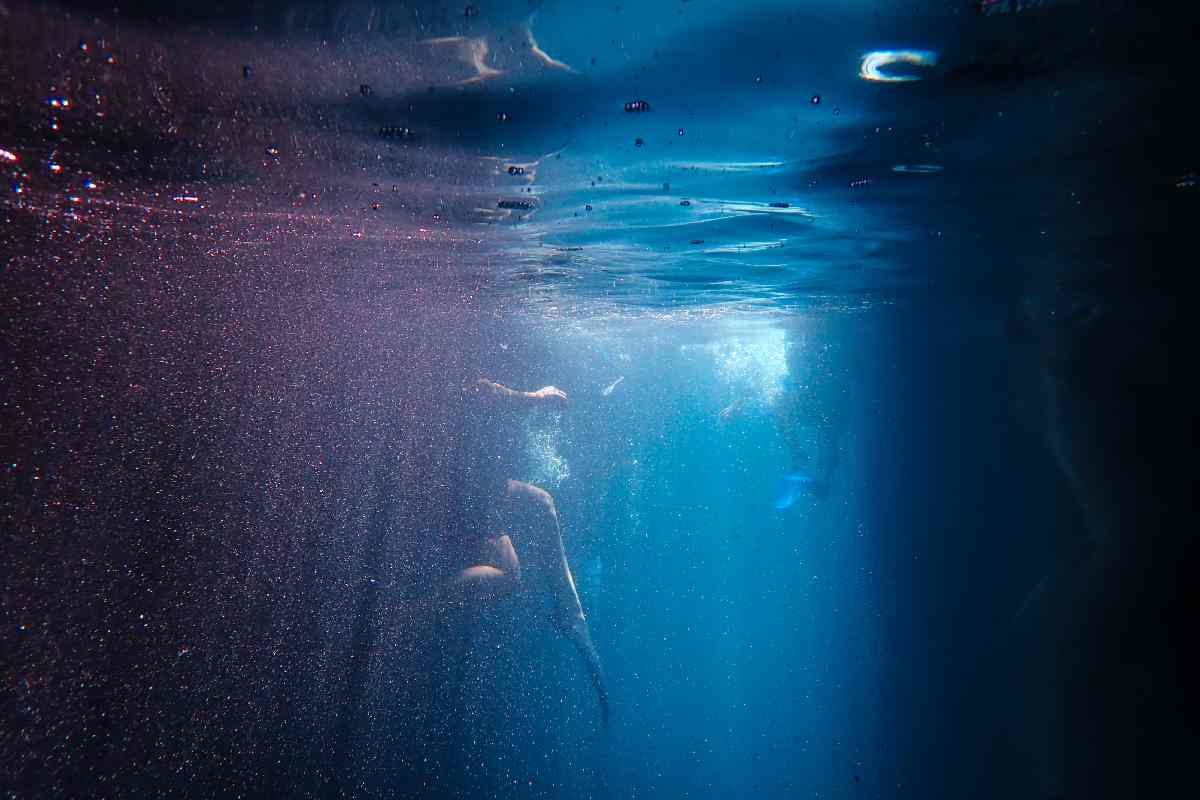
2,2,1194,799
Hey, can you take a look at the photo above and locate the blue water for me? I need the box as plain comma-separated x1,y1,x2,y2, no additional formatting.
2,2,1193,799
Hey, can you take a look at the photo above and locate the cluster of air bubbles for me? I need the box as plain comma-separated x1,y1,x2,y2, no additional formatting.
360,84,373,97
507,165,525,175
496,112,511,122
498,199,533,210
624,100,651,113
849,177,870,188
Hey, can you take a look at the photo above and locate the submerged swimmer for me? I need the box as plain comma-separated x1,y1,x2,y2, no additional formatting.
772,338,847,507
443,377,608,722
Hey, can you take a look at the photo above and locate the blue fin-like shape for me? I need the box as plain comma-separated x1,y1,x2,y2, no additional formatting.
774,473,814,509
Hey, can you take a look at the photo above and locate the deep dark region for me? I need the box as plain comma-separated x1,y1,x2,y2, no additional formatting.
2,2,1197,799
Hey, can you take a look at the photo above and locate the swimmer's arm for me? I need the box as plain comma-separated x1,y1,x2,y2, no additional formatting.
474,378,568,405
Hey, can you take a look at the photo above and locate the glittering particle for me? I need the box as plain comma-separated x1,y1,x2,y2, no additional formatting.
46,96,70,109
0,148,17,163
172,195,200,203
371,201,381,210
810,94,821,104
849,177,870,188
48,162,63,174
264,146,280,157
859,50,938,82
83,179,98,189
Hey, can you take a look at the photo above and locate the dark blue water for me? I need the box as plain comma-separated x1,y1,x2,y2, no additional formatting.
2,2,1194,799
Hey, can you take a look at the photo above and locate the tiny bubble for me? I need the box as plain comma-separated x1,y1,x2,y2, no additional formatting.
811,94,821,104
496,112,510,122
360,84,373,97
677,128,684,136
585,204,593,211
634,137,644,147
833,106,840,115
242,65,252,79
371,202,381,210
754,74,763,84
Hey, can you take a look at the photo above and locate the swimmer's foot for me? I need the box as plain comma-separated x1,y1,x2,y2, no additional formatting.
552,612,610,724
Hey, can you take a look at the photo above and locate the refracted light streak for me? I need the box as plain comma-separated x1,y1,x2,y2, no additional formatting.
892,164,944,174
0,147,18,163
859,50,938,82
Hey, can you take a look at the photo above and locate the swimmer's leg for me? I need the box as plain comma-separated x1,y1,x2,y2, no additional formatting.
505,479,609,723
451,534,522,603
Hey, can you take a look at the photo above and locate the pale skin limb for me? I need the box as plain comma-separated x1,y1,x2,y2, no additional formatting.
447,381,608,721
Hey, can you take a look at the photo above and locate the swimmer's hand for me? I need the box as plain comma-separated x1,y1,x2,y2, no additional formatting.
530,386,568,404
717,398,744,424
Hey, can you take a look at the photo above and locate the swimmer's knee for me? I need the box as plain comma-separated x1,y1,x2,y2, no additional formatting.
505,480,557,515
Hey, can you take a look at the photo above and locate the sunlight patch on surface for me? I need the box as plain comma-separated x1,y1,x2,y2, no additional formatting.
859,50,938,82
